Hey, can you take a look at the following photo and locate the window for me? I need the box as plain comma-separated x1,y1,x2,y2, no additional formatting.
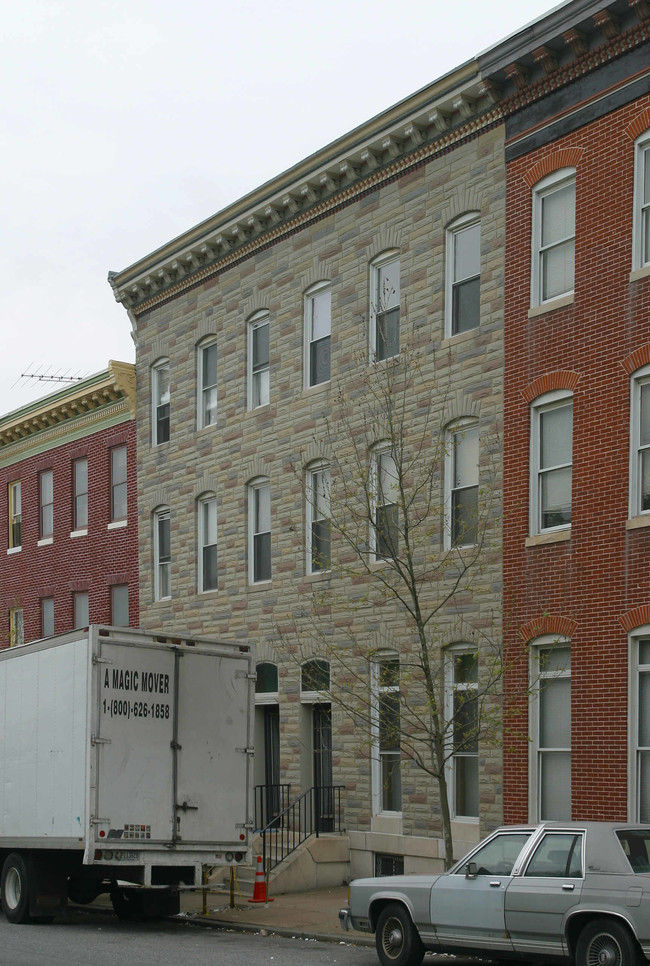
73,458,88,530
73,592,89,629
111,585,129,626
249,480,271,584
633,132,650,271
305,284,331,387
372,448,399,560
531,169,575,306
455,831,532,876
152,360,170,445
41,597,54,637
371,656,401,813
198,338,217,428
524,831,583,878
446,215,480,336
301,658,330,696
532,642,571,821
198,494,218,592
9,607,24,647
446,649,479,819
306,464,331,574
255,661,279,699
249,312,270,408
111,445,128,522
8,481,21,549
446,422,479,547
371,252,400,361
153,508,171,600
530,391,572,534
632,638,650,822
39,469,53,539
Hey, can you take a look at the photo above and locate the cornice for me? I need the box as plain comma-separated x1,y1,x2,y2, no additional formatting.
0,361,135,450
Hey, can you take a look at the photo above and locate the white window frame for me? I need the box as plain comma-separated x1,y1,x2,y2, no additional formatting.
444,646,479,821
444,420,479,549
198,493,218,593
370,251,400,362
9,607,24,647
371,653,402,815
41,597,54,637
153,507,171,601
248,479,271,585
255,661,279,705
248,311,270,409
73,591,89,629
529,637,571,822
306,463,331,575
110,445,128,523
371,446,399,561
8,480,21,550
152,359,170,445
73,457,88,531
628,630,650,823
39,468,53,540
530,390,573,535
445,214,481,337
300,658,331,703
111,584,129,627
197,337,218,429
531,168,576,307
304,283,331,389
633,131,650,272
630,364,650,519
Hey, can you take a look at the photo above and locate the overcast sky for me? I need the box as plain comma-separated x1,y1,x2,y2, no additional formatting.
1,0,558,417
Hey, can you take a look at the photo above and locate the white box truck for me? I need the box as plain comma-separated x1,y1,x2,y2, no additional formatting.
0,625,256,923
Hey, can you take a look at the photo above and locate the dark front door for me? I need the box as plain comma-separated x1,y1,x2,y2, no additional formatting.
264,705,280,826
313,703,333,832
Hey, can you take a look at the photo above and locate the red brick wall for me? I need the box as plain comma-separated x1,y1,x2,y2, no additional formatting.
503,93,650,822
0,420,138,645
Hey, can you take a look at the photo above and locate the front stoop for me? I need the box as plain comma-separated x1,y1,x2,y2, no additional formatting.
211,834,350,898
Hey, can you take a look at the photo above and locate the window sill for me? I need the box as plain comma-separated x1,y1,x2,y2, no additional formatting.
441,325,480,347
108,520,128,530
626,514,650,531
70,528,88,539
629,264,650,284
37,537,53,547
303,380,330,395
305,569,332,582
525,529,571,547
528,293,574,319
6,546,21,555
249,580,272,591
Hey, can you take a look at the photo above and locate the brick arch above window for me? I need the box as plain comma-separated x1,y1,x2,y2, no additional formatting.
620,606,650,633
368,227,402,263
518,614,577,644
440,189,482,228
522,148,585,188
193,472,219,499
196,313,217,342
149,487,172,510
443,389,481,426
625,112,650,142
243,458,271,486
622,343,650,376
242,294,270,320
146,339,170,364
301,261,334,294
302,440,331,467
521,370,581,404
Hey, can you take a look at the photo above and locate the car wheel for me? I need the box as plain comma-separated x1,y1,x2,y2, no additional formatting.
1,853,32,924
577,919,643,966
375,902,425,966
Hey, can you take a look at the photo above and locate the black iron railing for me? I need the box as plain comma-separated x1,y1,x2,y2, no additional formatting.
257,785,345,873
254,783,292,830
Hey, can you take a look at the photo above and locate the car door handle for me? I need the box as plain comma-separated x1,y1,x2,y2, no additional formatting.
490,880,501,887
562,883,575,891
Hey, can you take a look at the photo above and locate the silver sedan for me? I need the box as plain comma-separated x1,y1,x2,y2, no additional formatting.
340,822,650,966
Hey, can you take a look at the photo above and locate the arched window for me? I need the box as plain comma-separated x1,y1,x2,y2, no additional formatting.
306,462,331,574
197,337,217,429
531,168,576,307
301,658,330,697
444,419,479,548
304,283,331,388
369,251,400,362
197,492,217,593
530,390,573,534
151,359,170,445
445,213,480,337
153,506,171,600
248,311,270,408
633,130,650,271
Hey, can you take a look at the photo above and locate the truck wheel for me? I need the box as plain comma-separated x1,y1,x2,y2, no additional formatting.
110,888,145,921
375,902,425,966
577,919,643,966
1,853,31,924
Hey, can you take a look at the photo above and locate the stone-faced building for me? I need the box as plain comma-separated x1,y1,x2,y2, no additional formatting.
0,362,138,647
478,0,650,823
110,52,507,873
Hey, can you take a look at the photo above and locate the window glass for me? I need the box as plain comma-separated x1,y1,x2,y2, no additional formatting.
199,341,217,428
306,287,331,387
537,645,571,820
617,830,650,872
374,256,400,361
308,466,331,573
9,607,24,647
8,481,21,549
251,316,270,408
451,424,478,546
524,833,583,877
375,451,399,559
458,832,532,876
373,656,401,813
73,458,88,529
153,362,170,444
450,650,479,818
301,659,330,693
199,496,218,592
450,219,480,335
111,585,129,626
73,592,89,629
155,509,171,600
251,482,271,583
111,445,128,521
256,662,278,694
638,640,650,821
40,469,53,538
532,172,575,305
41,597,54,637
533,397,573,532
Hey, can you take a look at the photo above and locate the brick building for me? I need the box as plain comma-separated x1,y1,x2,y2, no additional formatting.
0,362,138,647
110,54,507,873
476,1,650,822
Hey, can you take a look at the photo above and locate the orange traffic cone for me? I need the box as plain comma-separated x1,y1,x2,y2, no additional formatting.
248,854,273,903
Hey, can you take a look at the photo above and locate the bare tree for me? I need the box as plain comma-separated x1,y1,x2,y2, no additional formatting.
280,330,507,869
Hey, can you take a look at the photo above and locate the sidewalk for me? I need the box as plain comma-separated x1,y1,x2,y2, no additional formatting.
178,883,371,945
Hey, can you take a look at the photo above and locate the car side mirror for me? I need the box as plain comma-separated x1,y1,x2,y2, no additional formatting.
465,861,477,879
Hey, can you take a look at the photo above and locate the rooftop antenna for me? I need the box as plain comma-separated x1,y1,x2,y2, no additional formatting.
13,364,87,389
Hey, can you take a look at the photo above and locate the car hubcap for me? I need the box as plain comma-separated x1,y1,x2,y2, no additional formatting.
382,918,404,958
5,867,21,910
588,935,621,966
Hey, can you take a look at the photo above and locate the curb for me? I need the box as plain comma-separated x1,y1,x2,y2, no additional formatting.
179,914,375,946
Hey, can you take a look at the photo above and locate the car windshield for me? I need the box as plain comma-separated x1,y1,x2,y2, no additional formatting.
456,832,532,876
616,830,650,873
